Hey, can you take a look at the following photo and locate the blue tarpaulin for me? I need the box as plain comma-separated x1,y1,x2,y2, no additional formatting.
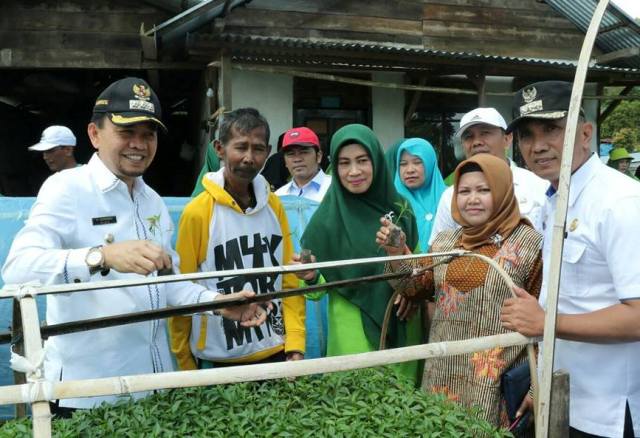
0,195,328,418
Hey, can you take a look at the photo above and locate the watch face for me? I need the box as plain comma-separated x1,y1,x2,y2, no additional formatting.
87,249,103,267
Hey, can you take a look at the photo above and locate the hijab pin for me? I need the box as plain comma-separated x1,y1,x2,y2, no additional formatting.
490,234,503,247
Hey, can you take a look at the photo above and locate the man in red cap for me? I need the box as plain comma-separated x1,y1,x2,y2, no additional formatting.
275,127,331,202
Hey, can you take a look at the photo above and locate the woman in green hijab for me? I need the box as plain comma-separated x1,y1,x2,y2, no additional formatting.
191,141,221,197
299,124,421,382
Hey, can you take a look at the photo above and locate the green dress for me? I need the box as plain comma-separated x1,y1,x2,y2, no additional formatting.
302,124,422,383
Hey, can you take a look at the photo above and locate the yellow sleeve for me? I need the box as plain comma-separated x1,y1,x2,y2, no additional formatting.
269,194,306,354
169,194,214,370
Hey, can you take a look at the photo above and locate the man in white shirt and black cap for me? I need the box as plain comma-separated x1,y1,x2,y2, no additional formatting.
29,125,79,172
3,77,266,416
501,80,640,438
429,107,548,245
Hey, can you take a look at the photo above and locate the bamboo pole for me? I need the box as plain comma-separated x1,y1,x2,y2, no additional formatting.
0,332,536,406
19,297,51,437
0,265,431,344
0,252,464,299
535,1,611,436
11,299,26,418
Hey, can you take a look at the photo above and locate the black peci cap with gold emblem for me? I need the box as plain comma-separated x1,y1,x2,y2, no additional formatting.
92,77,167,131
507,80,584,133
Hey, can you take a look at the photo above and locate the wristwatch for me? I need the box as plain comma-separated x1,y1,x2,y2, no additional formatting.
85,246,107,275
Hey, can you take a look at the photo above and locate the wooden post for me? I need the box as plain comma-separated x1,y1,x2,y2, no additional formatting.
404,76,427,126
219,53,232,115
535,1,610,437
11,298,26,418
206,65,219,142
549,370,570,437
19,297,51,437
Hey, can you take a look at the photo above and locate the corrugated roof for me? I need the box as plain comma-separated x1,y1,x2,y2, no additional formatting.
546,0,640,68
207,34,640,75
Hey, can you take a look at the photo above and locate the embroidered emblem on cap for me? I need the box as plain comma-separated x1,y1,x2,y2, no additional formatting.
133,84,151,101
522,87,537,103
290,131,300,138
520,100,543,116
129,100,155,112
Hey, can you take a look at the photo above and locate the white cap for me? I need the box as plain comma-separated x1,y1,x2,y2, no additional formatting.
455,108,507,139
29,126,77,152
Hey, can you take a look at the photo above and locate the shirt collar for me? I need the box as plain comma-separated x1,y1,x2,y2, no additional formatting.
291,169,325,191
88,153,149,198
545,153,599,206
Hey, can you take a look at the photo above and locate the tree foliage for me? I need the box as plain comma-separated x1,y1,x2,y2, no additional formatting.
601,87,640,152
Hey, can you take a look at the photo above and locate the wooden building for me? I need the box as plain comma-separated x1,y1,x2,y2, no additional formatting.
2,0,640,195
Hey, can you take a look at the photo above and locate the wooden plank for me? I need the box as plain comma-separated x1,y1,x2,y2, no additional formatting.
427,0,548,10
225,9,423,36
0,31,141,51
0,10,167,33
2,48,202,69
423,4,577,30
6,0,163,14
595,47,640,64
422,35,582,59
244,0,424,20
19,297,51,437
549,370,570,437
422,20,584,45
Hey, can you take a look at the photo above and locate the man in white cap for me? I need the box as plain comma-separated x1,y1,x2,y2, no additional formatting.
429,107,548,245
29,125,79,172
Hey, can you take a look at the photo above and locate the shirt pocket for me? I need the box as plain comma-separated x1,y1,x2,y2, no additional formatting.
560,239,587,296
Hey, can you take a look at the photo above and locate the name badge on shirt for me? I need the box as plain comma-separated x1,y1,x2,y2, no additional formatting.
92,216,117,226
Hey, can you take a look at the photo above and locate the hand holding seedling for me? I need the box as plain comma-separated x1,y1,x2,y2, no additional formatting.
290,251,318,282
376,216,406,256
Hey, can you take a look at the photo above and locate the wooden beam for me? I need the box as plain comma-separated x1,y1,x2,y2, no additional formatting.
404,76,427,126
599,85,634,123
594,46,640,65
206,65,219,141
549,370,570,437
218,53,233,113
598,22,627,34
466,74,486,106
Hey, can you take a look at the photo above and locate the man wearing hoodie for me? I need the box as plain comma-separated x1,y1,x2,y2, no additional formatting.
169,108,305,369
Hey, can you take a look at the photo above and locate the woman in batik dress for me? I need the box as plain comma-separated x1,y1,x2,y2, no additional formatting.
377,153,542,426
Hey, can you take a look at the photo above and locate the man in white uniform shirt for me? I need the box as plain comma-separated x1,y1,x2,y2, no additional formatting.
275,127,331,202
429,107,548,245
501,81,640,437
2,77,265,415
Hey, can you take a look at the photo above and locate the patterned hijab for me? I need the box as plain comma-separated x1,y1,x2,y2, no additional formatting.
393,138,446,251
302,124,418,349
451,154,526,250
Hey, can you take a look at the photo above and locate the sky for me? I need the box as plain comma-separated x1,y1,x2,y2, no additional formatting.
612,0,640,18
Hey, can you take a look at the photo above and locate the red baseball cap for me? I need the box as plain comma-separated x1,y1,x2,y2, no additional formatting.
282,127,320,150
